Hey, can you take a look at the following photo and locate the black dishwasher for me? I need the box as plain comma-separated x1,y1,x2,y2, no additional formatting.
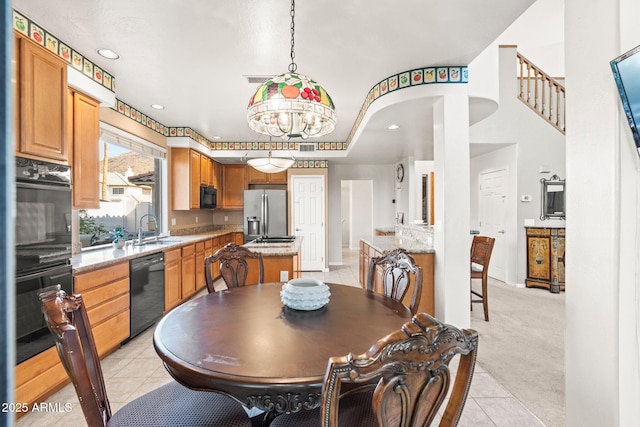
129,253,165,340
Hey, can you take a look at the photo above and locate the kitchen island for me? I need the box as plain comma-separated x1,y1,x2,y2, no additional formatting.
360,236,435,316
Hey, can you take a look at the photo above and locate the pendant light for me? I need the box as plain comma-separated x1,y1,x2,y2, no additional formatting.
247,0,336,141
247,151,295,174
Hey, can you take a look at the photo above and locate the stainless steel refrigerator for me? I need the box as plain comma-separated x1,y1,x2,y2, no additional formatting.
243,189,288,242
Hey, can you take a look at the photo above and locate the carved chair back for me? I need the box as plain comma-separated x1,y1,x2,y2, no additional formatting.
205,242,264,293
367,249,423,314
321,312,478,427
40,286,113,426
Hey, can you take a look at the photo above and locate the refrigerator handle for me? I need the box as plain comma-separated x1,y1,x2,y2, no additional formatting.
263,193,269,237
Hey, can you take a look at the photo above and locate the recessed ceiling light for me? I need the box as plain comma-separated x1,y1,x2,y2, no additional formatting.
213,136,221,139
150,104,165,110
387,124,400,130
97,48,120,60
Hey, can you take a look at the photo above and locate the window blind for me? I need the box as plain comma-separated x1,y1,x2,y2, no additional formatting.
99,123,167,159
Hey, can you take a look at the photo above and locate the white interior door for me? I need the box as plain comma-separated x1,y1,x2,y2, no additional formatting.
291,175,325,271
478,169,507,281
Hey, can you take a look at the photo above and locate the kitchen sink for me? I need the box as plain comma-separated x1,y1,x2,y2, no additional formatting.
134,238,183,246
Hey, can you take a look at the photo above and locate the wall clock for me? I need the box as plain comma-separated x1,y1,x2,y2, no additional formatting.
396,164,404,183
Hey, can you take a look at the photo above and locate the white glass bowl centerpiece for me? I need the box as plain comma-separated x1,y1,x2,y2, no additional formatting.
280,279,330,311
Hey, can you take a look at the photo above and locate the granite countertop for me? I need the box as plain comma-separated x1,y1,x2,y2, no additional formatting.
72,228,302,273
242,236,303,256
361,236,435,254
72,229,236,273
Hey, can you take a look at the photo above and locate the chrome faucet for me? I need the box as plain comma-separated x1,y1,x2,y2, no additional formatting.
138,214,158,244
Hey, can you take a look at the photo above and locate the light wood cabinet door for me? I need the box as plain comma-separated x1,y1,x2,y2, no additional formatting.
181,244,196,299
200,155,209,186
70,90,100,209
15,33,68,163
247,167,287,184
247,167,269,184
195,241,206,291
222,164,247,209
171,148,203,210
164,248,182,311
269,170,288,184
190,150,201,209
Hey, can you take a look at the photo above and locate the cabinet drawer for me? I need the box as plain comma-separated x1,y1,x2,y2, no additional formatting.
15,347,68,407
196,241,205,252
165,247,181,263
204,239,213,250
182,244,195,257
86,293,129,327
79,277,129,309
74,262,129,292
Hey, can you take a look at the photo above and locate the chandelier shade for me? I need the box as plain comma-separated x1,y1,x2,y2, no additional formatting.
247,151,295,174
247,73,336,140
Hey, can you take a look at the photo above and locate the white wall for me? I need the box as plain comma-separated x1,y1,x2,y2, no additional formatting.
470,46,565,285
565,0,640,425
348,180,373,249
328,163,395,265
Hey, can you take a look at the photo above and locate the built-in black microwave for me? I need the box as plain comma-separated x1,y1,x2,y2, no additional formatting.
200,186,217,209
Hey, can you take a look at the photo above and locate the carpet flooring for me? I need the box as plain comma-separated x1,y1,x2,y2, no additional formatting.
470,278,565,427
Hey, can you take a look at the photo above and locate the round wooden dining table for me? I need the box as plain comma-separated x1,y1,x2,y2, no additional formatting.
153,282,412,416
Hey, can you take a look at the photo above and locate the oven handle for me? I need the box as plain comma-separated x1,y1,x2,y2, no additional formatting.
16,264,71,282
16,181,71,191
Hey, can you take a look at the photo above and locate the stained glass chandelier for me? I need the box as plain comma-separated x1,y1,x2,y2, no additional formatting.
247,0,336,140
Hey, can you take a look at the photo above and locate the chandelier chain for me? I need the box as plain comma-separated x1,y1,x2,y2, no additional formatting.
288,0,297,73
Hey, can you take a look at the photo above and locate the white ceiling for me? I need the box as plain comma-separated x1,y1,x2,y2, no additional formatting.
13,0,535,164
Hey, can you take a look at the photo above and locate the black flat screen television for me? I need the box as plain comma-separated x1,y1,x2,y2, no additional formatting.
610,44,640,157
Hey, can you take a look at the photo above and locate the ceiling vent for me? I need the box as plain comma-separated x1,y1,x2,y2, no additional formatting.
298,143,316,152
244,75,272,84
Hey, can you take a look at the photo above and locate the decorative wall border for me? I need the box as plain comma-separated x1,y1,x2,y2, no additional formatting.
344,66,469,146
291,160,329,169
14,9,467,157
13,9,116,93
115,99,169,138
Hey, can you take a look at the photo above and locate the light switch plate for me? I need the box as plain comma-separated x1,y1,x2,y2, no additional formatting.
520,195,532,202
280,271,289,282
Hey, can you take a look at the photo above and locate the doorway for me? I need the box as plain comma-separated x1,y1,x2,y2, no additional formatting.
291,175,326,271
478,168,507,281
340,180,373,250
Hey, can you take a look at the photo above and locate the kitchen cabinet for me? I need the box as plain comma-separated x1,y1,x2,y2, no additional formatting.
359,240,435,316
164,248,182,311
222,164,248,209
15,262,129,416
195,241,206,291
171,148,202,210
73,262,131,356
525,227,565,292
181,244,197,299
200,154,210,186
14,32,68,163
247,168,288,184
69,89,100,209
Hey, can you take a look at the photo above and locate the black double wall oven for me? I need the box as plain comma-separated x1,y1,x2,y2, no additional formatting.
15,157,73,364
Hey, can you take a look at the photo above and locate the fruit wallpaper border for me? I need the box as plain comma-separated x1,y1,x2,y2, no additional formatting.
13,10,116,94
13,8,466,162
345,66,469,145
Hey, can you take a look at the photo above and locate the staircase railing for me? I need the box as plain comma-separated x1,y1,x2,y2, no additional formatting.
517,52,566,134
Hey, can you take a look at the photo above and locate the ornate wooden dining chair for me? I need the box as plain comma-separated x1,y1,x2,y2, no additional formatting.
367,248,423,314
470,235,496,321
270,312,478,427
39,286,253,427
205,242,264,293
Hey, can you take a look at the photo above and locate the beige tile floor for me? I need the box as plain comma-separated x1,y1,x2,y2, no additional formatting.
16,249,545,426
